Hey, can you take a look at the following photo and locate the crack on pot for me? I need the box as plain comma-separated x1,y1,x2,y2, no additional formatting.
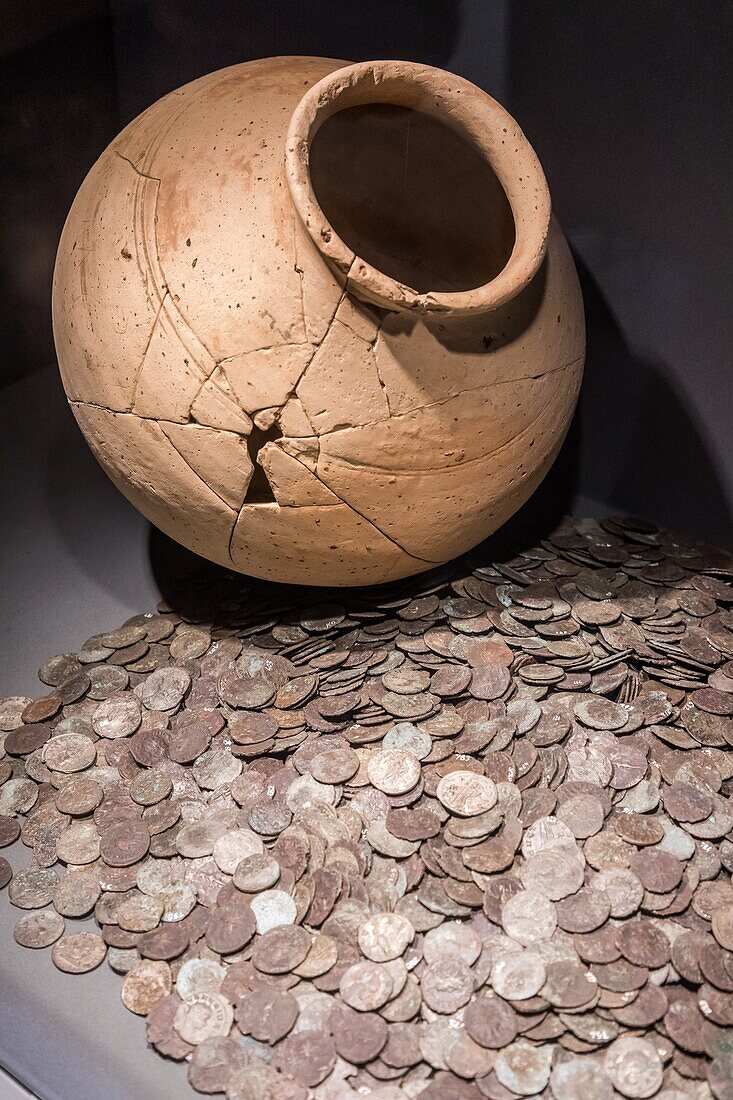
283,448,441,566
130,292,169,411
290,258,357,404
370,315,391,415
70,399,200,428
316,354,584,445
291,206,308,341
158,425,241,514
113,151,161,184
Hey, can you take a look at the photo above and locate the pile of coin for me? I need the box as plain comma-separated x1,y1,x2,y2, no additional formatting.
1,515,733,1099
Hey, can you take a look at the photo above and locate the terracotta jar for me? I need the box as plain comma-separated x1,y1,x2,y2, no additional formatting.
53,57,585,585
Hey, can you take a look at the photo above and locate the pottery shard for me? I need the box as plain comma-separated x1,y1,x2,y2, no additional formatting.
133,298,217,423
278,397,317,441
297,319,389,435
150,64,311,362
316,350,581,564
221,343,315,417
258,446,340,507
160,423,253,510
292,208,344,343
373,227,584,421
190,369,253,434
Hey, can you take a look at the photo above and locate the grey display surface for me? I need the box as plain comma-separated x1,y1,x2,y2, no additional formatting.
0,367,160,699
0,842,191,1100
0,368,194,1098
0,1065,38,1100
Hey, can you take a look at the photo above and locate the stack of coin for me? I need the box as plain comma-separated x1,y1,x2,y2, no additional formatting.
1,515,732,1098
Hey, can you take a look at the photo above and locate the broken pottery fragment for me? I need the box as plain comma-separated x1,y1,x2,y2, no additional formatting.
53,57,584,584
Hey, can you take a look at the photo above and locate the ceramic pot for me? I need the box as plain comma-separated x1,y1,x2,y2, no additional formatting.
53,57,585,585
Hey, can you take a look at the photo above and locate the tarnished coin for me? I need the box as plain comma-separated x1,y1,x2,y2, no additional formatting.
367,749,421,795
52,931,107,973
502,889,557,945
55,776,103,816
236,988,299,1044
0,815,21,847
550,1058,614,1100
340,961,393,1011
603,1036,663,1098
331,1004,387,1063
0,777,38,815
251,925,310,973
492,949,546,1001
358,913,415,962
0,856,11,890
217,670,274,710
615,919,671,968
129,770,173,806
423,922,482,967
494,1041,553,1096
56,820,101,865
174,992,233,1045
436,771,497,816
470,663,511,700
42,733,97,772
138,667,191,711
275,1030,336,1088
249,889,297,934
309,746,360,784
212,828,263,874
8,866,56,908
464,996,518,1049
13,909,65,948
187,1036,250,1094
0,696,32,730
574,696,629,731
138,921,189,961
53,869,101,917
100,819,150,866
122,960,173,1015
231,852,280,893
92,696,142,739
175,958,226,1001
421,958,474,1014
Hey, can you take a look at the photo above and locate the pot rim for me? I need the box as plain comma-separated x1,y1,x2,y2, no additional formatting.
285,59,552,317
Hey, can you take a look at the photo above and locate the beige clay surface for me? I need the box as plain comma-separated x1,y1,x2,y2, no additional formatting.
53,57,585,585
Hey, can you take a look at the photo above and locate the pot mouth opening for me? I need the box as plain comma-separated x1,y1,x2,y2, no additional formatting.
286,60,552,317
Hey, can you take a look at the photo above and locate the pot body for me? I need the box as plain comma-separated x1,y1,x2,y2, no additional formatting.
53,56,584,585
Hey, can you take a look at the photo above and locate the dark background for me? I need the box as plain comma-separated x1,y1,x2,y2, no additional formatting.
1,0,732,693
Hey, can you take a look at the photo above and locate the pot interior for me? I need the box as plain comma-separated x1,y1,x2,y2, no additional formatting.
308,103,516,295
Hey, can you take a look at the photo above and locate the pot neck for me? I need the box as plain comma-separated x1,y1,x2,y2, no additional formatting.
285,60,551,318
